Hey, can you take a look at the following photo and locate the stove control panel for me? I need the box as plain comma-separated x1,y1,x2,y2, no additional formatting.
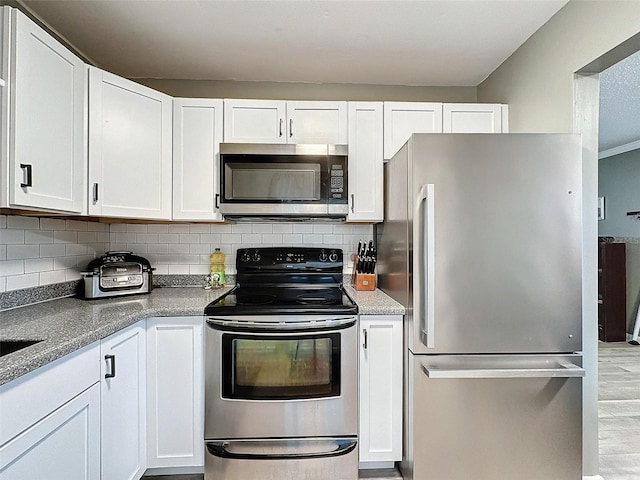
236,247,343,271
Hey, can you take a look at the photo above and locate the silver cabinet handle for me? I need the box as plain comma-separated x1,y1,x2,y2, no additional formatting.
350,194,355,213
279,118,283,137
363,329,368,349
92,183,99,203
421,361,585,379
289,118,293,138
104,354,116,378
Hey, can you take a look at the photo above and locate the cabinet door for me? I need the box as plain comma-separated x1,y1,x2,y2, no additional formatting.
383,102,443,160
0,384,100,480
443,103,503,133
359,315,403,464
347,102,383,222
146,317,204,469
88,67,172,219
101,322,147,480
223,99,286,143
286,101,348,144
173,98,224,221
8,9,86,213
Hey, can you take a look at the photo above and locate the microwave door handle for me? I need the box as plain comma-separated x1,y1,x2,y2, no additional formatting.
413,184,435,349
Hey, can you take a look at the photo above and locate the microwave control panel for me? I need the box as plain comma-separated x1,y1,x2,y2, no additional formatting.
330,164,344,199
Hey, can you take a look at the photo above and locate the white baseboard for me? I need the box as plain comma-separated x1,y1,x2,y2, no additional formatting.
359,461,395,470
583,475,604,480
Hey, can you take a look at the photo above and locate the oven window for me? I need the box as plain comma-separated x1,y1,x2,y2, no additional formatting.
222,333,341,400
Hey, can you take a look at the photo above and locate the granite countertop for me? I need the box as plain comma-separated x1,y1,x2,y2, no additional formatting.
0,285,403,387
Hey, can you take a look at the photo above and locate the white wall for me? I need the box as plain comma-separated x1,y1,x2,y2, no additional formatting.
135,78,477,103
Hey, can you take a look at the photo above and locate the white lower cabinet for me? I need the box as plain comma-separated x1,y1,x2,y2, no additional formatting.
146,317,204,470
0,343,101,480
101,322,147,480
359,315,403,466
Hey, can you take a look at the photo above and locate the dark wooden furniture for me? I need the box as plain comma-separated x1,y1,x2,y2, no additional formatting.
598,241,627,342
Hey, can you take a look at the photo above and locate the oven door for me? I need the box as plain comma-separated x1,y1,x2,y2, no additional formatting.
204,315,358,439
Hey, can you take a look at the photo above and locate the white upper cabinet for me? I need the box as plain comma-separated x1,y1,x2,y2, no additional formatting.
383,102,443,160
224,99,286,143
173,98,224,221
88,67,172,220
286,101,347,144
3,7,86,213
348,102,383,222
223,99,348,144
443,103,507,133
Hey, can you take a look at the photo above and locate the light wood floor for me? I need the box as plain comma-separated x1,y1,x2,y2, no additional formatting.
598,341,640,480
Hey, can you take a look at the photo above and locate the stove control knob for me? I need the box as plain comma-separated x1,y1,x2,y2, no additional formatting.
319,250,328,262
252,250,261,262
329,250,339,262
241,251,251,262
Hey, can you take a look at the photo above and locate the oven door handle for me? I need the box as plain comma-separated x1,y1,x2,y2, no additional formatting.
206,316,357,331
206,439,357,460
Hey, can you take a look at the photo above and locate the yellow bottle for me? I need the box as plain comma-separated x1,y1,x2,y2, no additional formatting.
210,248,226,288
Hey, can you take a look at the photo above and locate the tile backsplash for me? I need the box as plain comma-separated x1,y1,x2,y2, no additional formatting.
109,222,373,275
0,215,109,292
0,215,373,292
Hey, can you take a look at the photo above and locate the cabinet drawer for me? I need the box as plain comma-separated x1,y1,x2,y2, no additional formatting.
0,342,100,445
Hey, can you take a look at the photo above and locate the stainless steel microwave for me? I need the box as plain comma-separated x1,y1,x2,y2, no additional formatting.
219,143,348,219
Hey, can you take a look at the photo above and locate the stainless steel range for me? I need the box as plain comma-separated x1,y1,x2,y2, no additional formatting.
203,247,359,480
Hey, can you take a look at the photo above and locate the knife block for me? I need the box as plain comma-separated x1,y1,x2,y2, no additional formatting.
353,256,376,291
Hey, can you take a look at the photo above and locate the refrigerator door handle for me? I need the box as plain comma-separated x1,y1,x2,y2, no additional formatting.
413,183,435,348
421,361,585,379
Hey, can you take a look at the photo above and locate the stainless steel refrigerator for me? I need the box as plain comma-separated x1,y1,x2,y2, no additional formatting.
377,134,584,480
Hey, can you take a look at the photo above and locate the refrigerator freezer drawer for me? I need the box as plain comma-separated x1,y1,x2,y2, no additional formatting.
404,354,582,480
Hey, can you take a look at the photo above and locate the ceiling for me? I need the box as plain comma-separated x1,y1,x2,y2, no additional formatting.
599,50,640,155
21,0,568,87
21,0,633,154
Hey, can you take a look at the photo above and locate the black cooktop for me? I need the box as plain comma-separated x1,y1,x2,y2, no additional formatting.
204,247,358,316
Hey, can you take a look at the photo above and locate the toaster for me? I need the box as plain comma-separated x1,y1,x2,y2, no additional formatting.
81,251,153,299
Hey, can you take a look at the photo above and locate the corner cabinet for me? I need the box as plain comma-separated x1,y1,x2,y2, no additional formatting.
101,322,147,480
348,102,383,222
223,99,347,144
173,98,224,221
146,317,204,470
359,315,403,466
0,343,101,480
1,7,86,213
88,67,172,220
